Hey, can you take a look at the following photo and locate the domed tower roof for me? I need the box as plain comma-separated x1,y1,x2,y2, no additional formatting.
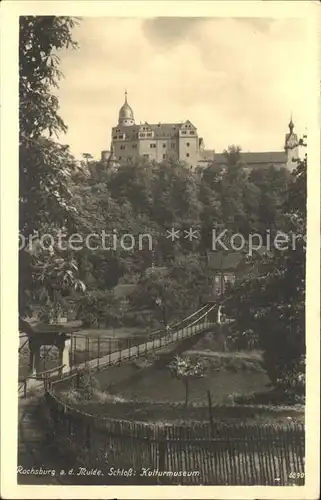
118,91,135,126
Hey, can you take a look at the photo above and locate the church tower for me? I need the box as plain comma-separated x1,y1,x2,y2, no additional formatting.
284,116,299,170
118,91,135,126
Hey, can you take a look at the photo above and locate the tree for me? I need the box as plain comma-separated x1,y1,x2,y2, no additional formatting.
108,158,202,265
199,145,261,246
82,152,93,165
168,355,205,406
248,166,293,234
77,290,121,328
130,267,176,319
19,16,84,319
131,254,212,325
224,139,307,396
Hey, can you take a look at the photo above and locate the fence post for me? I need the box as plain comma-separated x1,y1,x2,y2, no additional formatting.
97,337,100,370
207,390,214,436
157,429,167,484
86,423,91,452
85,337,88,366
73,336,77,368
70,336,73,371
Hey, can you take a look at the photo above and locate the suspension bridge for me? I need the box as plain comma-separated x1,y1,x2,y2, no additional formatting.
18,303,218,397
17,303,219,484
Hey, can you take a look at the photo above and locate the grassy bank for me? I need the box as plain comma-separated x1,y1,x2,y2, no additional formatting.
54,345,304,425
57,388,304,425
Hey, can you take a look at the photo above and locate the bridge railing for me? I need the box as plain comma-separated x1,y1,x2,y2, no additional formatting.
69,303,217,371
18,364,66,398
19,304,218,396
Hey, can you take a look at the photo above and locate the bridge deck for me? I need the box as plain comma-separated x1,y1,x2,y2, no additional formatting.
18,304,216,397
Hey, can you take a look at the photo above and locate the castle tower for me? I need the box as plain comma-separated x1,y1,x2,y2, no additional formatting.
118,91,135,126
106,143,119,170
284,116,299,170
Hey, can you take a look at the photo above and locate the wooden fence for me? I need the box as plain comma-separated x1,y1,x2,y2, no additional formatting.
43,384,305,486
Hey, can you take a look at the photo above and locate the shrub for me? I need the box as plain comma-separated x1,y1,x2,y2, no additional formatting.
76,366,100,400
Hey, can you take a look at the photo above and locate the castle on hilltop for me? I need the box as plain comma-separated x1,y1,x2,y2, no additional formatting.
101,92,299,171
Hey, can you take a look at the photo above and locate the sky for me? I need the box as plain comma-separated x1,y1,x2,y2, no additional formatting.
56,16,311,160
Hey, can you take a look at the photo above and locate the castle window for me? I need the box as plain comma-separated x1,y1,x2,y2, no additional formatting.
163,143,166,148
150,143,156,148
190,131,195,135
186,153,190,157
120,145,126,150
147,133,152,137
119,156,122,160
113,136,117,140
163,154,166,159
132,144,137,148
182,131,187,135
186,142,190,147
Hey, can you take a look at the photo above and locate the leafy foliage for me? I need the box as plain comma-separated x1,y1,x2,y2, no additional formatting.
130,254,212,323
19,16,84,318
77,290,121,328
76,366,100,400
224,145,306,394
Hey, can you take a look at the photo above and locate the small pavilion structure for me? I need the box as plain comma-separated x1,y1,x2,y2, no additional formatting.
19,317,82,378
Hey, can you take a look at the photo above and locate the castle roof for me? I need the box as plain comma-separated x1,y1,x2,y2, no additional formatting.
113,121,196,139
143,121,196,138
199,149,215,160
118,91,134,122
149,123,181,138
213,151,286,166
207,251,245,271
113,283,137,299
